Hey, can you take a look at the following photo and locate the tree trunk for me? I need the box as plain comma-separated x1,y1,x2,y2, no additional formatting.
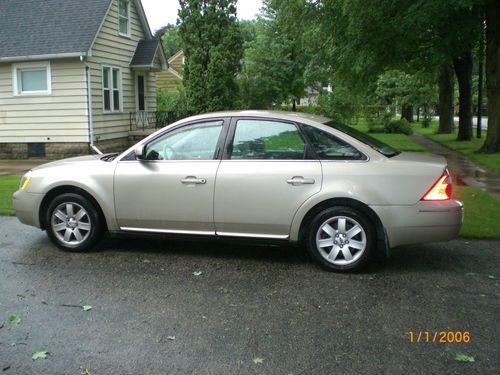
453,50,474,141
438,64,455,133
401,105,413,122
477,17,485,139
481,0,500,152
292,98,297,112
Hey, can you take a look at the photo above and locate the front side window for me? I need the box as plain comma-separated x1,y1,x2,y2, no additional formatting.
231,120,306,160
145,121,223,160
12,62,51,95
302,125,365,160
102,67,121,112
118,0,130,36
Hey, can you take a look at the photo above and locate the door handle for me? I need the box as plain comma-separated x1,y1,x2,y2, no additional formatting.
286,176,315,185
181,176,207,184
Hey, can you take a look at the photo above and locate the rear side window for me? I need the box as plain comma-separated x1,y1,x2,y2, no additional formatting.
302,125,366,160
231,120,306,160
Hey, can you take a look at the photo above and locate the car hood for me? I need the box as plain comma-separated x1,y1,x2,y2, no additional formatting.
31,155,103,172
391,152,446,167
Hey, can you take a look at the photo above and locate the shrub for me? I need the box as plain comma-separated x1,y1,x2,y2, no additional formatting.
385,119,413,135
156,89,189,121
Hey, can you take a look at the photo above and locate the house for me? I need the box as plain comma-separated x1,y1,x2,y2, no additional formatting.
157,50,184,92
0,0,167,159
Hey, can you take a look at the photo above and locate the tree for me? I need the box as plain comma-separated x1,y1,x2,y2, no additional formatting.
481,0,500,152
437,64,455,133
178,0,243,113
158,25,182,59
238,0,309,110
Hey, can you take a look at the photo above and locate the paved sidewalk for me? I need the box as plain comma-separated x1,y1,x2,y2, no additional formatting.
411,133,500,201
0,160,48,176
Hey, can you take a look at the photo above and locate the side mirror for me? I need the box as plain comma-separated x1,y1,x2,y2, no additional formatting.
135,144,146,160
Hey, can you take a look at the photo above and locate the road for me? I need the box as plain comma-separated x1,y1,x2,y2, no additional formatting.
0,217,498,374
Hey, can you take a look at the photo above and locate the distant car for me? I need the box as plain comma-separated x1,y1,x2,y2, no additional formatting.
13,111,463,271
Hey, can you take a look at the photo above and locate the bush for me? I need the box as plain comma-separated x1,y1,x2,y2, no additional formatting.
156,89,189,121
384,119,413,135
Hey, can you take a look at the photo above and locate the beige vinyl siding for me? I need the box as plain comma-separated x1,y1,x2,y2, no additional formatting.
157,70,182,92
146,64,157,111
169,52,184,74
87,0,157,141
0,59,89,143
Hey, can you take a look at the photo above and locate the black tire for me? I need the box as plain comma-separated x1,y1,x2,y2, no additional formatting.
45,193,104,252
306,206,375,272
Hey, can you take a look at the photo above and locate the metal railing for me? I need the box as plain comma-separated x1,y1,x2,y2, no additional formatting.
129,111,176,131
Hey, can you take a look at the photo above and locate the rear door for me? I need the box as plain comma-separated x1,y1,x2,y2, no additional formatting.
214,118,322,238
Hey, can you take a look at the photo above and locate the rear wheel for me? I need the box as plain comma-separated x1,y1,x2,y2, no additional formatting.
45,193,103,252
306,206,375,272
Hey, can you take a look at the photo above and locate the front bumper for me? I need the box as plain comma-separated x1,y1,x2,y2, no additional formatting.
12,189,44,228
371,199,464,248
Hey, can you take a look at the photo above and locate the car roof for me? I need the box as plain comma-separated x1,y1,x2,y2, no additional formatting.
182,110,332,125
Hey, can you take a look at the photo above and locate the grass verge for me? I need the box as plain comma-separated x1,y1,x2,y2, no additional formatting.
351,123,426,152
413,122,500,174
454,185,500,239
0,176,20,216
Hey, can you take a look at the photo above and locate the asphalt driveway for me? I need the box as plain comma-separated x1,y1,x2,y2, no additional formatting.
0,217,498,374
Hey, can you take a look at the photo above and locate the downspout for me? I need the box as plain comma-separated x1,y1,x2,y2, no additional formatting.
82,56,102,155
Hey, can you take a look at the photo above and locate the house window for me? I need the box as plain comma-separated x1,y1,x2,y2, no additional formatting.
102,66,121,112
118,0,130,36
12,61,51,96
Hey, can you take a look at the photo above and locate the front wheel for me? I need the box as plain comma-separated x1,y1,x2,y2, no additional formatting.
45,193,103,252
306,206,375,272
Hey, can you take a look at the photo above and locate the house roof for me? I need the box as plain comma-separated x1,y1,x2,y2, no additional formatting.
0,0,154,62
130,39,161,67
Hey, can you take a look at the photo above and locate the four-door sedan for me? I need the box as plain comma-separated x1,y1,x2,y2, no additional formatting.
13,111,463,271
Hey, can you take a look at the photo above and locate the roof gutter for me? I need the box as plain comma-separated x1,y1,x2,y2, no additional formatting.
0,52,87,63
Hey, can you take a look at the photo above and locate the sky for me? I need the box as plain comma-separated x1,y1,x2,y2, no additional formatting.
141,0,263,33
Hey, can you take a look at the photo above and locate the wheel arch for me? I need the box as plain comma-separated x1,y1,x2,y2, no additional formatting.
39,185,108,231
296,197,387,247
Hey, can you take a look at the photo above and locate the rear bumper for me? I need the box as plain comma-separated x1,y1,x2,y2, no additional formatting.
12,190,44,228
371,199,464,248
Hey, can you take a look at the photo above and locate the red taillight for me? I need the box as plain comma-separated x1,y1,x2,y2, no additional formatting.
421,170,453,201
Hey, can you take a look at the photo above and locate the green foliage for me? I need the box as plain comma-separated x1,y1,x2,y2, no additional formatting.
32,350,49,360
385,119,413,135
316,85,363,124
179,0,243,113
8,314,21,324
159,25,182,59
238,1,309,109
368,117,413,135
157,89,189,120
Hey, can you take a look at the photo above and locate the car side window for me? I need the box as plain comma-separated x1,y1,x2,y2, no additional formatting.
231,120,306,160
145,120,223,160
302,125,365,160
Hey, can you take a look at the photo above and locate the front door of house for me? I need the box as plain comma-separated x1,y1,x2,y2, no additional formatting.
136,74,148,128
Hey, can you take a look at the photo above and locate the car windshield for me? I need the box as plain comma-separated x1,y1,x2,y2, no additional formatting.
325,121,400,158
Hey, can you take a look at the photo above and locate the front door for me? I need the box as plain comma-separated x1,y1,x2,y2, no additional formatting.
214,118,322,238
135,74,147,128
114,119,227,234
137,74,146,111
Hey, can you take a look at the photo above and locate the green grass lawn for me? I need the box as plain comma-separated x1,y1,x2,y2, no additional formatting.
350,123,426,152
454,185,500,239
413,122,500,174
0,176,20,216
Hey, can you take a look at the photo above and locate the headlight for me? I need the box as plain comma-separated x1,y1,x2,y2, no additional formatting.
19,171,32,190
